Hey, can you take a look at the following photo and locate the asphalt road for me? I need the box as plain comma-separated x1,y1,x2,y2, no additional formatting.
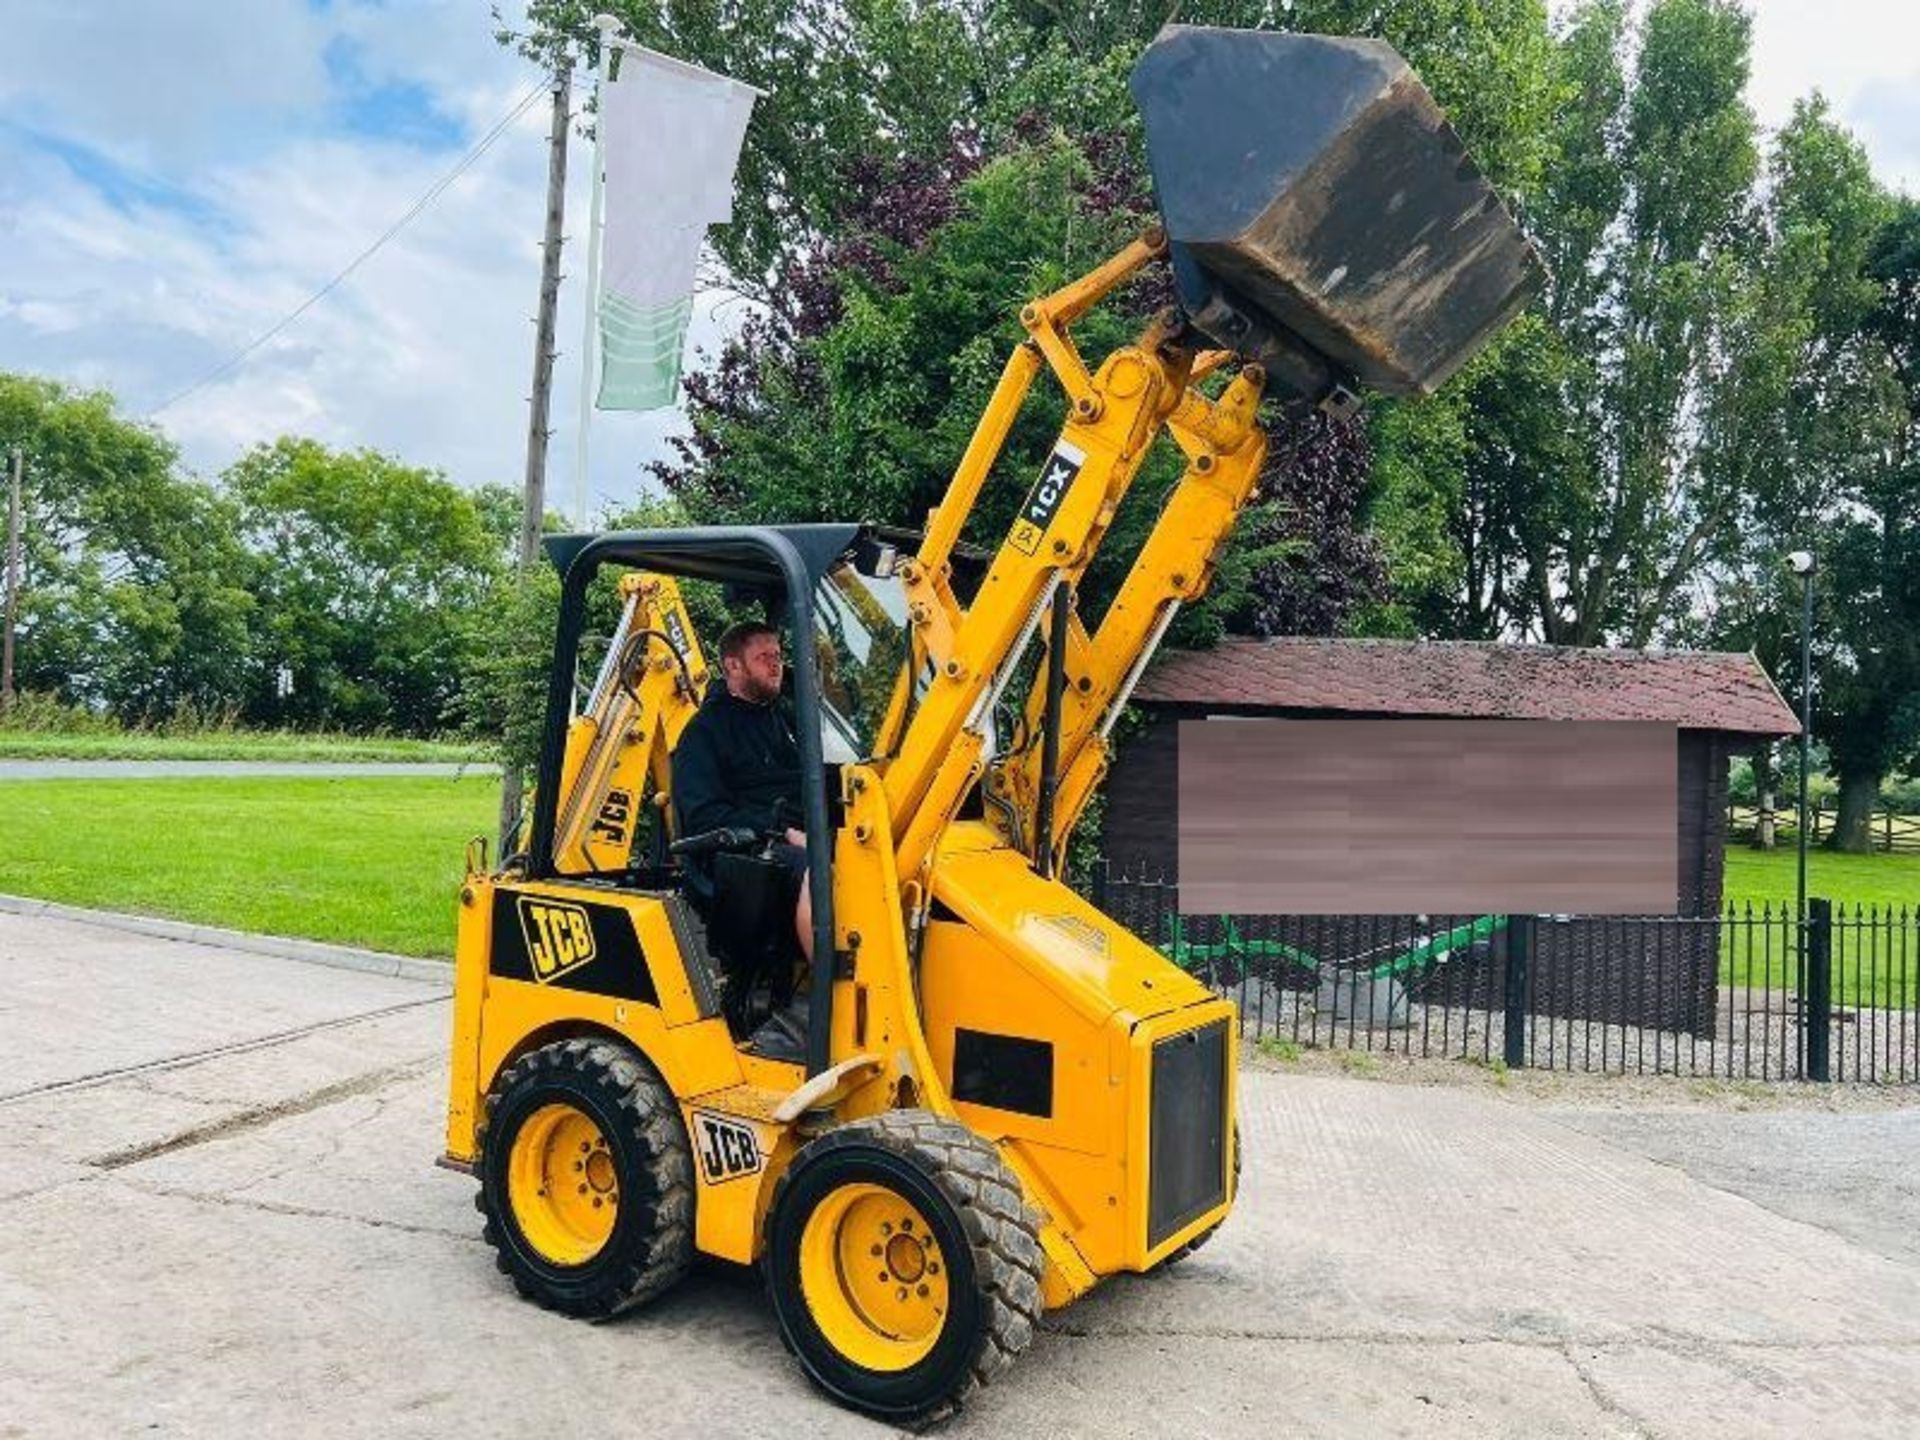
3,908,1919,1438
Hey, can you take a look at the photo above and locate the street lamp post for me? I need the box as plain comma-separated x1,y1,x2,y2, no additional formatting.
1787,548,1816,1072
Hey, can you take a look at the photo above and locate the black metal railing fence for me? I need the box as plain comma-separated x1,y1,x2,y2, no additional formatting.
1082,863,1919,1085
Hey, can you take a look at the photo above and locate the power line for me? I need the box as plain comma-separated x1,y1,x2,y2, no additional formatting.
148,80,548,419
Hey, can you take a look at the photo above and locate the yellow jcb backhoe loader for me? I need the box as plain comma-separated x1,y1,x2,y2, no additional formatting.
442,25,1540,1420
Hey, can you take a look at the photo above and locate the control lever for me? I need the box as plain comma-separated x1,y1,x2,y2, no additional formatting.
669,825,762,857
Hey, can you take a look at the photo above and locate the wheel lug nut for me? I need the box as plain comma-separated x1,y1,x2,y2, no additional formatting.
917,1284,929,1297
880,1222,891,1235
901,1217,913,1231
877,1272,888,1282
593,1197,603,1208
896,1287,908,1301
578,1184,588,1194
574,1161,583,1172
870,1245,882,1257
929,1263,940,1275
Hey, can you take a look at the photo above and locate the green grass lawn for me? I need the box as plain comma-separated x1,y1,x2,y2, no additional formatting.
1721,844,1920,911
0,730,488,763
1720,846,1920,1007
0,776,498,957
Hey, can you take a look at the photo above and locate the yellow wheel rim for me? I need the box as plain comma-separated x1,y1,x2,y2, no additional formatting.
507,1102,619,1266
798,1181,951,1373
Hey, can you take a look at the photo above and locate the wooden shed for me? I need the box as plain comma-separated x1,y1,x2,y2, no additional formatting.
1099,639,1800,1034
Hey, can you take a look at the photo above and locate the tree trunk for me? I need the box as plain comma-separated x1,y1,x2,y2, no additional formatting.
1751,746,1776,850
1826,769,1881,853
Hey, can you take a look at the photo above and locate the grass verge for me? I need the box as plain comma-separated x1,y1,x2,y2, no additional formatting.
0,776,498,957
0,731,487,763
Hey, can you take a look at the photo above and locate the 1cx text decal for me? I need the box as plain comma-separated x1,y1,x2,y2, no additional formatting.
1009,441,1085,556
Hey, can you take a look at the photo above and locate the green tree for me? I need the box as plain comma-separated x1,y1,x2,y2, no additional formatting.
1811,196,1920,849
511,2,1561,644
1371,0,1768,645
1684,105,1903,852
656,129,1391,644
0,372,256,720
511,0,1027,288
225,439,504,734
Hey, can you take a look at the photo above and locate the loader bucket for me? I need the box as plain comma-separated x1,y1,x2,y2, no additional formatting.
1131,26,1542,402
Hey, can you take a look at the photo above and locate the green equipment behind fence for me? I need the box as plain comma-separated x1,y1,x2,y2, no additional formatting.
1159,913,1509,981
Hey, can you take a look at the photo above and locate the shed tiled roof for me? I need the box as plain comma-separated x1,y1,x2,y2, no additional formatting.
1134,637,1799,736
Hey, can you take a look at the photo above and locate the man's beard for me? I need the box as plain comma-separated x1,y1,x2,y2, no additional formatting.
740,673,780,704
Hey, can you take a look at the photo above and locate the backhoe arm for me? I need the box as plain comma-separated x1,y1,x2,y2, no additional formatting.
550,572,709,872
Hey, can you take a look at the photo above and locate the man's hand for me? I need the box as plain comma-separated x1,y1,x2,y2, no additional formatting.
784,828,806,849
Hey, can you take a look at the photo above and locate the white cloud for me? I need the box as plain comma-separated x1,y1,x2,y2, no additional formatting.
0,1,708,519
0,0,332,171
1746,0,1920,195
329,0,538,133
1846,73,1920,198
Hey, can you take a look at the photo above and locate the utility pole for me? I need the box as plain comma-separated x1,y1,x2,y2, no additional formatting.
499,64,574,851
2,446,21,711
519,65,571,576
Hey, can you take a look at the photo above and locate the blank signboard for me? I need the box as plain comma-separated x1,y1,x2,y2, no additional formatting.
1178,719,1677,915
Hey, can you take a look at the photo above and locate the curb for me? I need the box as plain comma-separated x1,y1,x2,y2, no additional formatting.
0,893,452,988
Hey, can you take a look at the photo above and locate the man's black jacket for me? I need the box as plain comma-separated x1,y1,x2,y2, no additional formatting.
671,684,804,843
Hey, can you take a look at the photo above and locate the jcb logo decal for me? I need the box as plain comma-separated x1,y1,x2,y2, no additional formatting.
590,788,633,846
516,898,597,982
1010,441,1084,556
692,1112,764,1184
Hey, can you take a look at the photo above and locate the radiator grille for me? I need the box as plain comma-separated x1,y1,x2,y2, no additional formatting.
1148,1019,1228,1250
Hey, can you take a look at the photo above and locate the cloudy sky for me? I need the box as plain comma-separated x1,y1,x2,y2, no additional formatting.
2,1,1916,521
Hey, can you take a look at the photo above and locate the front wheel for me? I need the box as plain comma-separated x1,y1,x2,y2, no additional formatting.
477,1038,693,1317
764,1111,1044,1422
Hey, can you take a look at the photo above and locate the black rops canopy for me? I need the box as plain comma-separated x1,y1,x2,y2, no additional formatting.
543,523,871,591
528,523,874,1078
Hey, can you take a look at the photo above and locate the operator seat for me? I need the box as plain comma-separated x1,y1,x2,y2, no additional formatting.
673,803,799,1042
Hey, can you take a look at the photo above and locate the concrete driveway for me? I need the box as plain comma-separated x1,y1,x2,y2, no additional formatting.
3,908,1919,1438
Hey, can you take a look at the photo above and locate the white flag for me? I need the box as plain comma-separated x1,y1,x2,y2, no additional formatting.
594,48,756,411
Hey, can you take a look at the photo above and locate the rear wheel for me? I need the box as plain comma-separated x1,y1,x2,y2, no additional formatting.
477,1038,693,1317
765,1111,1044,1422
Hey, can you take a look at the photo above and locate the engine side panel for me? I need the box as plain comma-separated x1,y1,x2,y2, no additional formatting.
922,844,1236,1284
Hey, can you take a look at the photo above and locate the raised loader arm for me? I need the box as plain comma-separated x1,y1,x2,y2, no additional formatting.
879,234,1230,881
878,230,1300,885
878,23,1542,887
993,350,1271,869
